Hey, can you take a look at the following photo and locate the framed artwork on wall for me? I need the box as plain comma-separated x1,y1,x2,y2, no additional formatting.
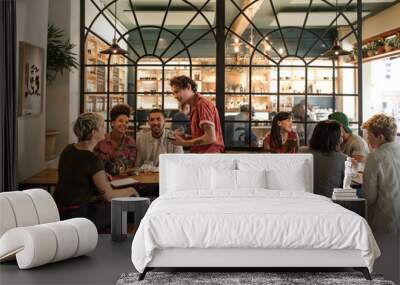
18,41,44,116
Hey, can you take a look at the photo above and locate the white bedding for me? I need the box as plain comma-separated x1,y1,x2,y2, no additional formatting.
131,190,380,273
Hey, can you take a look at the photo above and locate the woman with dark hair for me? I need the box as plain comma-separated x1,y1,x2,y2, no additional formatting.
94,104,137,176
302,120,347,198
263,112,299,153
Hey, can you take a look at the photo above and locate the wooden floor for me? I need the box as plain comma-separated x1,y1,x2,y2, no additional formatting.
0,235,134,285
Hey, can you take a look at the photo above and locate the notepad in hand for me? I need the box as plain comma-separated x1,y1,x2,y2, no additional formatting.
111,178,139,188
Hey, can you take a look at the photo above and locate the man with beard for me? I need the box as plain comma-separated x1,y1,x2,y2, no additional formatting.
135,109,183,168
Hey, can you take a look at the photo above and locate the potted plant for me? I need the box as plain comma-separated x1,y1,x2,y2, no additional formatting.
375,39,385,54
394,34,400,49
362,46,368,58
350,46,357,61
366,42,375,57
384,38,396,52
46,24,79,84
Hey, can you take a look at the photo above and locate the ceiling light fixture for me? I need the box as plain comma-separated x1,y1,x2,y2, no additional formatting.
249,8,254,46
232,36,241,54
100,0,127,55
322,0,351,58
265,43,271,52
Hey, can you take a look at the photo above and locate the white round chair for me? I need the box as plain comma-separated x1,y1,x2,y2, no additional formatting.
0,189,98,269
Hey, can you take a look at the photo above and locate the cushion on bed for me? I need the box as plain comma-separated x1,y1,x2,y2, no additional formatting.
266,163,307,191
212,169,237,190
238,159,309,192
167,163,212,191
236,169,267,189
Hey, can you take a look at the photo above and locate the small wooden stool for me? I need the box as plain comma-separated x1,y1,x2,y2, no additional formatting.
111,197,150,242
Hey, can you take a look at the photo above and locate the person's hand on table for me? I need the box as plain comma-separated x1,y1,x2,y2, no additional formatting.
105,173,113,181
127,187,140,197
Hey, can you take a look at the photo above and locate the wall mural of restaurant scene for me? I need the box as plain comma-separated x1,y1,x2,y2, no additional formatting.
82,0,362,150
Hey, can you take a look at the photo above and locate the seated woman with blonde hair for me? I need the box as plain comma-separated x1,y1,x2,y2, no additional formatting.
53,112,138,230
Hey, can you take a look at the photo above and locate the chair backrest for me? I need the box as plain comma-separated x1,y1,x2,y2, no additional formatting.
0,189,60,237
159,153,313,195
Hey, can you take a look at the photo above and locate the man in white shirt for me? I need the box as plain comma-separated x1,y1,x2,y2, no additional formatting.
135,109,183,168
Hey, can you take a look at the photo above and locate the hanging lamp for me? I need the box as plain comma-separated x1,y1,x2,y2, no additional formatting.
100,0,127,55
322,0,351,58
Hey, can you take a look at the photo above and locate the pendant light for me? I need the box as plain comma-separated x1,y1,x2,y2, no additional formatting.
322,0,351,58
100,0,127,55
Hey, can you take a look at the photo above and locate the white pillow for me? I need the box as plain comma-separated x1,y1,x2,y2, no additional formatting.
236,169,267,189
266,164,306,191
167,163,212,191
212,168,237,190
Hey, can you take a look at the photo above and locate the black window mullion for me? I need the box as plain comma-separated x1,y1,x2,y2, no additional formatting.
304,65,308,146
106,59,111,133
133,65,137,140
162,65,165,112
216,0,225,138
248,65,252,150
333,59,336,113
277,65,280,113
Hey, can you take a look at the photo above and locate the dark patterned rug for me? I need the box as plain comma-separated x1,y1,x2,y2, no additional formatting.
116,271,396,285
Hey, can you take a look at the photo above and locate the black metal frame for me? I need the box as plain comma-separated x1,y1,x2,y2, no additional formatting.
80,0,363,150
82,0,217,134
223,0,361,149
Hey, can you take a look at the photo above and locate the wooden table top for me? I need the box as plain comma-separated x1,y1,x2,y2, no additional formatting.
20,168,58,186
19,168,159,186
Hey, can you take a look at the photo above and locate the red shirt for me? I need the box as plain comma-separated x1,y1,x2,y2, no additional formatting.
94,133,137,169
263,131,299,153
190,93,224,153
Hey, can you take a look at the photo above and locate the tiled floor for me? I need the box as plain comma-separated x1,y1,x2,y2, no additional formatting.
0,235,134,285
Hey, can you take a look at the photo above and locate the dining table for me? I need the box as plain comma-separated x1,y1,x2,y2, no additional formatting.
19,168,159,194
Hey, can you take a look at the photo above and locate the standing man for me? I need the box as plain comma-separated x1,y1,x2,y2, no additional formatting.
328,112,369,162
135,109,183,168
169,75,224,153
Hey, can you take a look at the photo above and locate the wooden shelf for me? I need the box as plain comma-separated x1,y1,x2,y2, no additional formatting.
362,49,400,63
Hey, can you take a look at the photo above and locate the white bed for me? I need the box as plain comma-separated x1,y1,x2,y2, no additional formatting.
131,154,380,280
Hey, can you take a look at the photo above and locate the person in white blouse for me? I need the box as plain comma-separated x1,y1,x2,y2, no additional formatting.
362,113,400,284
135,109,184,168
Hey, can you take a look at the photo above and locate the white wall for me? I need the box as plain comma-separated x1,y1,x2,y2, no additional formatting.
16,0,49,182
362,3,400,40
343,3,400,45
47,0,80,155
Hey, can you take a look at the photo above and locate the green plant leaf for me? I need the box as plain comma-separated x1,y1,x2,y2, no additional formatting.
47,24,79,84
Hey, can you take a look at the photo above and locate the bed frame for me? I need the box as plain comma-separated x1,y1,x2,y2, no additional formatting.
139,248,371,280
137,154,372,281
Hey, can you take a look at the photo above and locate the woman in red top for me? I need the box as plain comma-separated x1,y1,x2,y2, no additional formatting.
263,112,299,153
94,104,137,175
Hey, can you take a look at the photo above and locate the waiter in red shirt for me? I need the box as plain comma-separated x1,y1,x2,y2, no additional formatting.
169,75,224,153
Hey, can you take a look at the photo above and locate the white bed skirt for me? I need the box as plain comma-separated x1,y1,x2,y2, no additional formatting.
148,248,366,268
